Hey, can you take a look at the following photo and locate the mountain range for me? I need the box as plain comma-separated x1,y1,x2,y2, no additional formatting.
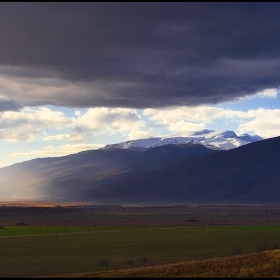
1,129,279,205
103,129,263,151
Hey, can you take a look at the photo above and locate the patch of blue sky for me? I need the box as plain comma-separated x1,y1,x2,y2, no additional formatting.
44,105,86,118
216,91,280,111
0,141,47,167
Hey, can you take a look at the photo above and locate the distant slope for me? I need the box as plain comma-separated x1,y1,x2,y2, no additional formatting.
0,142,217,201
53,136,280,204
37,249,280,278
0,134,277,205
0,148,147,200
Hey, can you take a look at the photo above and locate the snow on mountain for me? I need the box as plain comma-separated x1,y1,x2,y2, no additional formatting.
103,129,264,151
238,133,264,143
105,137,162,151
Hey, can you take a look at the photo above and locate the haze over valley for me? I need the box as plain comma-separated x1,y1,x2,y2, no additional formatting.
1,129,279,205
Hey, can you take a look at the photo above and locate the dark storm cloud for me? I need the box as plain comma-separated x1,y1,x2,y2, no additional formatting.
0,99,23,112
0,2,279,108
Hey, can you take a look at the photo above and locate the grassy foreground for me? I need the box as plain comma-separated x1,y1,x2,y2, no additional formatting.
37,250,280,278
1,225,280,277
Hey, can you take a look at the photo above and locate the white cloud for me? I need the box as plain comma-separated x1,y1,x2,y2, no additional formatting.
43,134,70,141
237,108,280,138
166,120,205,133
0,107,68,128
0,106,153,143
1,102,279,149
70,107,147,141
127,128,161,140
143,106,247,133
0,107,70,141
256,88,278,98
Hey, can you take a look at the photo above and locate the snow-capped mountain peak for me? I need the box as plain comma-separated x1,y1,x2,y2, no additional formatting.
103,129,264,151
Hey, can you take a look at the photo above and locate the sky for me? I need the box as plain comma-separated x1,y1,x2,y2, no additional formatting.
0,2,280,168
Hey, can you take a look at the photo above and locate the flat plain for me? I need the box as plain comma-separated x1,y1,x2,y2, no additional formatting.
1,204,280,277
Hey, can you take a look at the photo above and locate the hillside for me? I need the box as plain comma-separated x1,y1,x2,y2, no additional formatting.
0,134,279,204
37,249,280,278
52,135,280,204
0,142,217,201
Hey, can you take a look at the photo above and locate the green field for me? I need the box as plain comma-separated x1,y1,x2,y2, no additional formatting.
1,224,280,277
